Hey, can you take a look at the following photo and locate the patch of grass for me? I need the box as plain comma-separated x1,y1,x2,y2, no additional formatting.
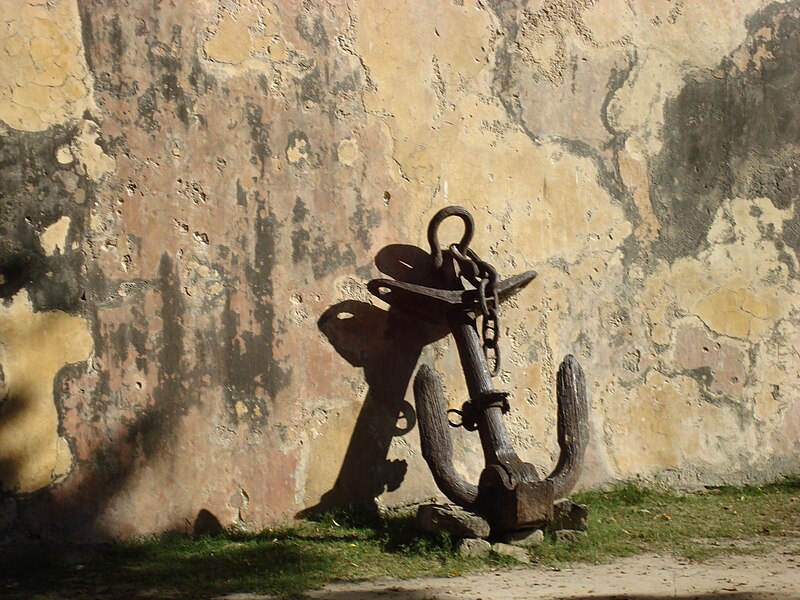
2,512,507,599
528,477,800,567
3,478,799,598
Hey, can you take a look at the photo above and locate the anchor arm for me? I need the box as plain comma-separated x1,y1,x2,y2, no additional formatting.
413,364,480,509
546,354,589,499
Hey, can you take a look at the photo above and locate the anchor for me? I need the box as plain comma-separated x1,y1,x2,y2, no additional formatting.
369,206,589,532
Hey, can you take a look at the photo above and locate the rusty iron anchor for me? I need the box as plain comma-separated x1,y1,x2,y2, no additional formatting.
369,206,589,532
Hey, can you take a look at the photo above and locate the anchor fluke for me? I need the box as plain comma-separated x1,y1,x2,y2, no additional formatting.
414,364,480,509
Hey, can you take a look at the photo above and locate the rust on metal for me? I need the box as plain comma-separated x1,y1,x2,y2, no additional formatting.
370,206,589,533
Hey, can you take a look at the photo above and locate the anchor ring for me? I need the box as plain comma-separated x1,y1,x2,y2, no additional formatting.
427,206,475,271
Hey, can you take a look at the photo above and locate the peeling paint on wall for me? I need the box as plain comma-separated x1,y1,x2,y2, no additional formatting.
0,0,798,540
0,0,95,132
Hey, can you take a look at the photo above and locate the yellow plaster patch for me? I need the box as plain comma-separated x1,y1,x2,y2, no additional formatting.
201,4,292,77
40,216,71,256
355,0,632,265
286,137,308,164
582,1,634,45
0,292,93,493
619,139,659,242
694,289,752,339
71,120,116,181
56,144,73,165
603,371,751,476
267,39,286,61
204,14,252,65
644,197,797,343
337,138,359,167
357,0,492,184
0,0,94,132
235,400,248,418
651,325,672,346
694,287,783,340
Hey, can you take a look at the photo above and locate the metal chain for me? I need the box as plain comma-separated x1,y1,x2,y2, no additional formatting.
449,244,502,377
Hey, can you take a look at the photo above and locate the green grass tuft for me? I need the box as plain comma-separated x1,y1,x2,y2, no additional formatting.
3,477,799,599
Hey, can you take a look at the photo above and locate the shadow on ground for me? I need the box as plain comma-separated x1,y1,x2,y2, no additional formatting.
0,512,463,599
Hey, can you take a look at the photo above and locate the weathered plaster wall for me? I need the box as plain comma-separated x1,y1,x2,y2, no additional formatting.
0,0,798,540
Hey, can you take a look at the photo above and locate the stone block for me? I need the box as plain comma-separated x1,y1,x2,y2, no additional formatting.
490,542,531,564
551,499,589,531
456,537,492,558
554,529,588,544
500,528,545,547
416,504,491,539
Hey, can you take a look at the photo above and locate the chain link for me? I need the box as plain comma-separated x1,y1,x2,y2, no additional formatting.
449,244,502,377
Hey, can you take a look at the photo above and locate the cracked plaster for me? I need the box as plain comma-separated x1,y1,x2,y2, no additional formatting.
0,0,95,132
0,0,798,539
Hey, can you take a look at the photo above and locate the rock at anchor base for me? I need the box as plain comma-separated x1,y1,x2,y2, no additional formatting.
491,542,531,563
500,528,545,547
456,537,492,558
554,529,588,544
416,504,491,539
551,499,588,531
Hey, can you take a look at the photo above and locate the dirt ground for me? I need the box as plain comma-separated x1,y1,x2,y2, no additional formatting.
301,542,800,600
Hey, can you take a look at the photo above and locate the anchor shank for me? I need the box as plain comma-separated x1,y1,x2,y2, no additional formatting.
447,311,516,467
447,311,494,398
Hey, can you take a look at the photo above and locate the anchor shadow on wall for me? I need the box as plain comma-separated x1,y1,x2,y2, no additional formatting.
298,244,449,517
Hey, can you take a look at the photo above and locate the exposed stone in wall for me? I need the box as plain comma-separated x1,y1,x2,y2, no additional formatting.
0,0,798,540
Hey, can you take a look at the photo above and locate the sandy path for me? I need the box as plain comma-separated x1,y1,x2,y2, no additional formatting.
304,546,800,600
